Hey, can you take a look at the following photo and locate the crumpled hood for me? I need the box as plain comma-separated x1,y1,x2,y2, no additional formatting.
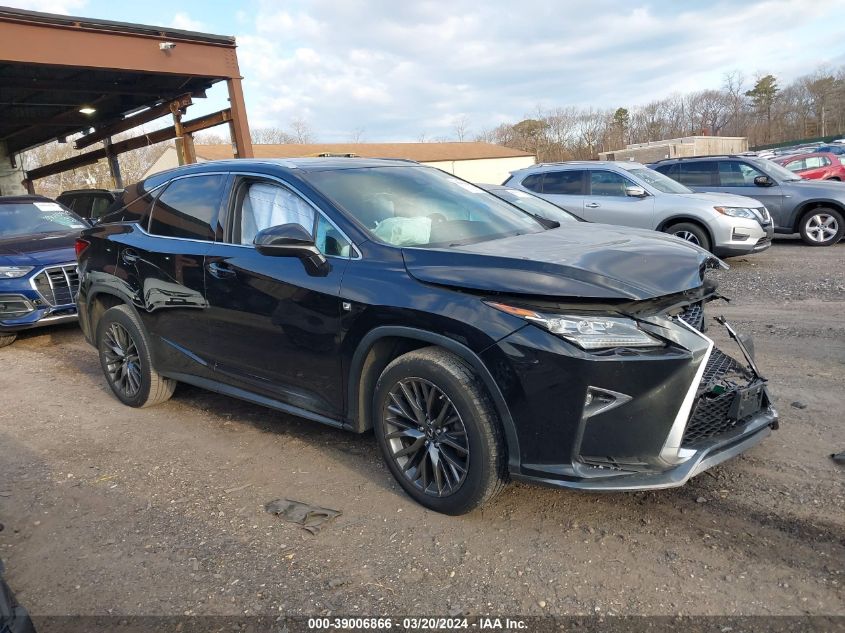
0,232,78,268
403,224,722,301
679,191,766,207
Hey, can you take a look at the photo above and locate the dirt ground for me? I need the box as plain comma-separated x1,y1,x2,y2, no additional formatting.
1,236,843,618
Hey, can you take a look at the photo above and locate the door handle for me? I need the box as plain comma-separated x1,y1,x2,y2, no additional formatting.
585,202,600,208
121,249,139,264
206,261,237,280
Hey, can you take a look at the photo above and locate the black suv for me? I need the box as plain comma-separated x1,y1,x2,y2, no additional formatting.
652,155,845,246
76,159,777,514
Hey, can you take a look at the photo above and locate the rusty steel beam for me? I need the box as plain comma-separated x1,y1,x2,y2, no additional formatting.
27,109,233,181
74,93,192,149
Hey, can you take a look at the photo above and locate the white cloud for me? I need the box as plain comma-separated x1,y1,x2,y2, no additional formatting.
234,0,845,141
2,0,87,13
171,11,206,32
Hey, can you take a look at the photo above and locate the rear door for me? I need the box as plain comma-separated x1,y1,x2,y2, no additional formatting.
582,169,655,228
203,175,352,419
116,172,229,377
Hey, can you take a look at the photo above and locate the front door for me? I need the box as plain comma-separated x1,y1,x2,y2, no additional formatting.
582,169,655,228
204,176,353,419
714,161,784,225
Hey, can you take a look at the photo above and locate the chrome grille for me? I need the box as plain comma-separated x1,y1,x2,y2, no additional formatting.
31,264,79,307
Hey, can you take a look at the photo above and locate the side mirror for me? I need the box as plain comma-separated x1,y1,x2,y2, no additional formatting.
253,223,329,275
625,186,648,198
754,175,774,187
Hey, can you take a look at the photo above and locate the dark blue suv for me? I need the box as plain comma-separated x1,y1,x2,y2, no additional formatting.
0,195,87,347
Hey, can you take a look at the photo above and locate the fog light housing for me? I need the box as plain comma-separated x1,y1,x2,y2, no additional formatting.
583,387,631,419
732,229,750,241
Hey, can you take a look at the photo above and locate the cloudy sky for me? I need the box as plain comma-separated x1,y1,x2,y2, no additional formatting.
10,0,845,141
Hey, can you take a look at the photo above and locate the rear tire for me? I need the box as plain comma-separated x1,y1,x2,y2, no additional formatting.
665,222,711,252
0,333,16,348
96,305,175,407
373,347,507,515
798,207,843,246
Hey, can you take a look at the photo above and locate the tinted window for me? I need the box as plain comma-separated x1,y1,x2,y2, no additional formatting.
654,163,680,180
149,175,226,240
679,161,718,187
589,170,634,196
520,173,543,192
543,171,584,194
90,195,113,219
315,215,352,257
717,161,764,186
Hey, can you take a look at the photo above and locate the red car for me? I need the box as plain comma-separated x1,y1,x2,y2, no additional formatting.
774,152,845,181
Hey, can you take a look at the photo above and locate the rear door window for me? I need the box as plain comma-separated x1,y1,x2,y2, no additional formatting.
718,161,765,186
542,170,585,194
520,173,543,193
148,174,227,241
679,161,718,187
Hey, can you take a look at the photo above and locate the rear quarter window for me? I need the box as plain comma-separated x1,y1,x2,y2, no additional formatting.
148,174,227,241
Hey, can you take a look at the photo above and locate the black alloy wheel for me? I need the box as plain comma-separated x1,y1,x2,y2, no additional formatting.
374,347,507,515
382,377,470,497
102,322,142,399
96,304,176,408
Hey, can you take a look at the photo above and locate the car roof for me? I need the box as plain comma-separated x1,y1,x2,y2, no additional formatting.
0,194,54,205
145,157,422,183
652,154,765,164
58,188,119,195
510,160,646,174
775,151,837,162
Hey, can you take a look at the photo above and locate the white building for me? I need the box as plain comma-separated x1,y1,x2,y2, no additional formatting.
144,142,536,185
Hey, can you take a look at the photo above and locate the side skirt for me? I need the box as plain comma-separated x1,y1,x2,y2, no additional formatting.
163,371,352,432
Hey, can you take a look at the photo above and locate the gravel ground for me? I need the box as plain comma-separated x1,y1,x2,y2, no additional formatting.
0,237,843,620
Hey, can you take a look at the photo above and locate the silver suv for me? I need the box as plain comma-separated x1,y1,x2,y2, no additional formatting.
652,155,845,246
505,161,774,257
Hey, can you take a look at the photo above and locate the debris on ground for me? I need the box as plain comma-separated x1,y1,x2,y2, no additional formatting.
832,452,845,465
791,401,807,410
265,498,342,534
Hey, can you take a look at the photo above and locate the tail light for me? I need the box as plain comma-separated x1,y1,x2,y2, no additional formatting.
75,238,90,260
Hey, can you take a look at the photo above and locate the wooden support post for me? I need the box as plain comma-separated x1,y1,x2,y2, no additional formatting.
103,137,123,189
182,132,196,164
226,77,253,158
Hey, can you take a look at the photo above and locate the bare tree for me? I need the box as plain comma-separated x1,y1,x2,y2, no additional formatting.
289,118,313,144
452,115,471,142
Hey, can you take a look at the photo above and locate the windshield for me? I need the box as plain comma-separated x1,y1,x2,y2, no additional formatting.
754,158,802,182
628,168,693,194
491,188,580,223
305,166,545,247
0,201,87,239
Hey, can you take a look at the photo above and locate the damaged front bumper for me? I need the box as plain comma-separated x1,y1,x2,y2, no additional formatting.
488,302,778,492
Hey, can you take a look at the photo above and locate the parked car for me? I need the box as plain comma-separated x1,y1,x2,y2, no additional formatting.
76,159,777,514
652,155,845,246
815,144,845,156
504,161,773,256
56,188,119,221
0,195,87,347
478,184,584,224
774,152,845,181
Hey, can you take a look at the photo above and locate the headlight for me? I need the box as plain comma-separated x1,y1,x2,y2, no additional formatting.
486,302,663,350
0,266,34,279
714,206,757,220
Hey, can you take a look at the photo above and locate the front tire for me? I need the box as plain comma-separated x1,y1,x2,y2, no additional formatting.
665,222,711,252
799,207,843,246
96,305,175,407
373,347,507,515
0,333,16,348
